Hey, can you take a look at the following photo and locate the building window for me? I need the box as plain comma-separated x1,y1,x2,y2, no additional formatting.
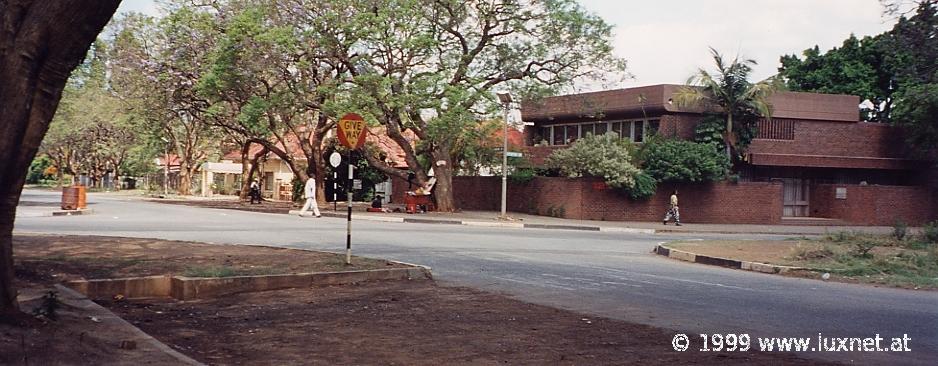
565,125,579,144
580,123,594,138
595,122,607,135
552,126,564,145
539,118,659,146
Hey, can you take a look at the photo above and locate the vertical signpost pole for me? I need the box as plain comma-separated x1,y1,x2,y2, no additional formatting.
346,151,353,265
337,112,365,266
333,171,337,211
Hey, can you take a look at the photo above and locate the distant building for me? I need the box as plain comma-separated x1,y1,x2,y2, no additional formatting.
481,84,938,225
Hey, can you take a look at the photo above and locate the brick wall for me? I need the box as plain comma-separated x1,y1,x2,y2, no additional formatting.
749,121,908,161
811,184,935,225
452,176,784,224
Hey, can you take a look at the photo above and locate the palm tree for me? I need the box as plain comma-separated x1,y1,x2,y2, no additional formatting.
673,47,782,160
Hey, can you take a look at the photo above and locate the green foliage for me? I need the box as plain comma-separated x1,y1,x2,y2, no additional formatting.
693,115,726,151
893,220,909,241
547,133,640,189
26,155,53,184
779,35,891,122
779,2,938,155
923,221,938,243
291,177,304,203
673,48,782,159
627,171,657,201
640,139,729,183
509,167,538,184
892,82,938,157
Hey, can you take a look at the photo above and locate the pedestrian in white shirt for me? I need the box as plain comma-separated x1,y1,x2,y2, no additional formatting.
298,177,321,217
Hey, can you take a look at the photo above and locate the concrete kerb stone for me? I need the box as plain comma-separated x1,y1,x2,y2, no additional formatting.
53,284,205,366
599,227,656,234
653,244,804,275
67,267,433,301
50,208,95,217
462,221,525,229
290,209,659,233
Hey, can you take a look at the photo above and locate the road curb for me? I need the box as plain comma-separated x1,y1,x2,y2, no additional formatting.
50,208,94,216
290,210,656,233
653,244,802,274
53,284,205,366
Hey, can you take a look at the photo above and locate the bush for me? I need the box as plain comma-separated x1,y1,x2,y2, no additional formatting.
640,138,729,183
693,115,726,151
627,171,657,200
893,220,909,241
508,167,537,184
547,133,641,189
923,221,938,244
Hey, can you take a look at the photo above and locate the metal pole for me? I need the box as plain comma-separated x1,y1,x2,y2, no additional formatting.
333,170,337,211
500,103,508,219
346,151,353,265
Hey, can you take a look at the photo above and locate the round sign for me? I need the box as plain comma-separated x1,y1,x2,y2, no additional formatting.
329,152,342,168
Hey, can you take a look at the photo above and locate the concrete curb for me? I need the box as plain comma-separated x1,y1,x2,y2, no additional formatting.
653,244,803,274
289,210,655,234
50,208,94,216
53,284,205,366
67,267,433,301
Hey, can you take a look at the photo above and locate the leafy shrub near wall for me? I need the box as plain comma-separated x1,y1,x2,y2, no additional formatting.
640,138,730,183
547,132,643,191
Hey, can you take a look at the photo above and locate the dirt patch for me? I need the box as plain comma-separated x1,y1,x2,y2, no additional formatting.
1,289,184,366
105,280,831,365
13,234,405,288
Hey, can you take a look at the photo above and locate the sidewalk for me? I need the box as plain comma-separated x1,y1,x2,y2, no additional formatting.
99,190,899,236
302,207,899,236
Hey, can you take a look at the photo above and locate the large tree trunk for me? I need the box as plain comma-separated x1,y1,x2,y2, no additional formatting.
0,0,121,316
430,151,456,212
238,141,251,200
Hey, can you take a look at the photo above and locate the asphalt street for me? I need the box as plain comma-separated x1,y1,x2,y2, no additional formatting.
13,189,938,365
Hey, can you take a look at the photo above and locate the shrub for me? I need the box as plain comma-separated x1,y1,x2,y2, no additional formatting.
547,133,641,189
640,138,729,183
627,171,657,200
923,221,938,243
853,239,878,258
893,220,909,241
509,167,538,184
693,115,726,151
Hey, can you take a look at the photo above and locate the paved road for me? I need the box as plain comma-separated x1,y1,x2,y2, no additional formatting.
14,190,938,365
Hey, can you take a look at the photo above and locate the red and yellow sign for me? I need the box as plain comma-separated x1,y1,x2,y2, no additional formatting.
337,113,367,150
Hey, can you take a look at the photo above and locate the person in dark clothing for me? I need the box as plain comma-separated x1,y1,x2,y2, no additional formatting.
249,179,262,204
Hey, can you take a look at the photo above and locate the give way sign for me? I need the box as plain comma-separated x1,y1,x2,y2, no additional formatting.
337,113,367,150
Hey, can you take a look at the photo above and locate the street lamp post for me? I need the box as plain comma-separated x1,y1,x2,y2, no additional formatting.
496,92,512,219
160,137,169,196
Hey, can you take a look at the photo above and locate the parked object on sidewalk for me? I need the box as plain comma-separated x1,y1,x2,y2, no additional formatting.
61,185,87,210
405,177,436,214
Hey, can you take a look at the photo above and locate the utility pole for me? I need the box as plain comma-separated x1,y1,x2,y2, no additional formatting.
496,92,512,219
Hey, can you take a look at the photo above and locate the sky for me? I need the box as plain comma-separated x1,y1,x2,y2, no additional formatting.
116,0,900,89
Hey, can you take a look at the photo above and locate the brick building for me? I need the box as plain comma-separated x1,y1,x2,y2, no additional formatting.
454,84,935,225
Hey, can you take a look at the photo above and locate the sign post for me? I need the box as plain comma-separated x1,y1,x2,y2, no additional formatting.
336,113,367,265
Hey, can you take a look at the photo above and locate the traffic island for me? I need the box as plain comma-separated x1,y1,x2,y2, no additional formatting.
655,236,938,289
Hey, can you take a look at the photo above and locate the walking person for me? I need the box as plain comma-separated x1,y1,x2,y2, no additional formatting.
298,176,322,217
249,179,262,204
663,190,681,226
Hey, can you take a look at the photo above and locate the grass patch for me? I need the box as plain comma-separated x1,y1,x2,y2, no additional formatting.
668,231,938,289
181,265,283,278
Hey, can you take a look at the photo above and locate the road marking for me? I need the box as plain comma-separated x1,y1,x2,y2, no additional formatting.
600,281,642,288
494,276,577,291
595,266,757,291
